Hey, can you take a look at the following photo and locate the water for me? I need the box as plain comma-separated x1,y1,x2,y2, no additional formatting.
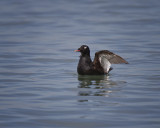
0,0,160,128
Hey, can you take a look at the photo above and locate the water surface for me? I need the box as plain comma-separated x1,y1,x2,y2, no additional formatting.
0,0,160,128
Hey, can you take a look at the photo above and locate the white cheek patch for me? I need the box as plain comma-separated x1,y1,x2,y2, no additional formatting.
84,47,87,49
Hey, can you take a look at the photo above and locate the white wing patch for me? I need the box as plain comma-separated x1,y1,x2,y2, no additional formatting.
99,55,111,73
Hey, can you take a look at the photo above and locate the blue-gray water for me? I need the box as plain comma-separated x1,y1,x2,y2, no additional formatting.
0,0,160,128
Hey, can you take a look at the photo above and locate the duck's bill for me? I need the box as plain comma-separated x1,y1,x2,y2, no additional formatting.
74,50,80,52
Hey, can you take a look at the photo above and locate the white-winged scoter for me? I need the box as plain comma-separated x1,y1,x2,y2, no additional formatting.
75,45,128,75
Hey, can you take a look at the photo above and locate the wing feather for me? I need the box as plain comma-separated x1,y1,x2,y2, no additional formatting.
98,50,128,64
99,55,111,73
93,50,128,73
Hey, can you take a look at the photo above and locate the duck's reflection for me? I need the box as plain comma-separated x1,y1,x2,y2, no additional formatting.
77,75,125,97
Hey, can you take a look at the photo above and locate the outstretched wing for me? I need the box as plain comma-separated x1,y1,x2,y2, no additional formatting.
93,50,128,73
98,50,129,64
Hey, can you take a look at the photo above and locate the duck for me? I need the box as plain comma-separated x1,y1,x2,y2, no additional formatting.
75,45,128,75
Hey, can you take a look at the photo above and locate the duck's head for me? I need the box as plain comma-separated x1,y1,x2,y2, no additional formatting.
74,45,90,56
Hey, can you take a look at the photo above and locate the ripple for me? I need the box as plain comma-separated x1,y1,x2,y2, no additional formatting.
0,0,160,128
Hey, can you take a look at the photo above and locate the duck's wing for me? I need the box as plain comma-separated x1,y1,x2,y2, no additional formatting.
93,50,128,73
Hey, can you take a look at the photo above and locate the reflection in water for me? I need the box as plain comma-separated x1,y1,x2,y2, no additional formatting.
78,75,126,97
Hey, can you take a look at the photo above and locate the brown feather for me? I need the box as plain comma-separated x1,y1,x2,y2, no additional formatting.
93,50,129,64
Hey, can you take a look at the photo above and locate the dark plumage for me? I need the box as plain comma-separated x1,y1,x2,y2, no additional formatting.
75,45,128,75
